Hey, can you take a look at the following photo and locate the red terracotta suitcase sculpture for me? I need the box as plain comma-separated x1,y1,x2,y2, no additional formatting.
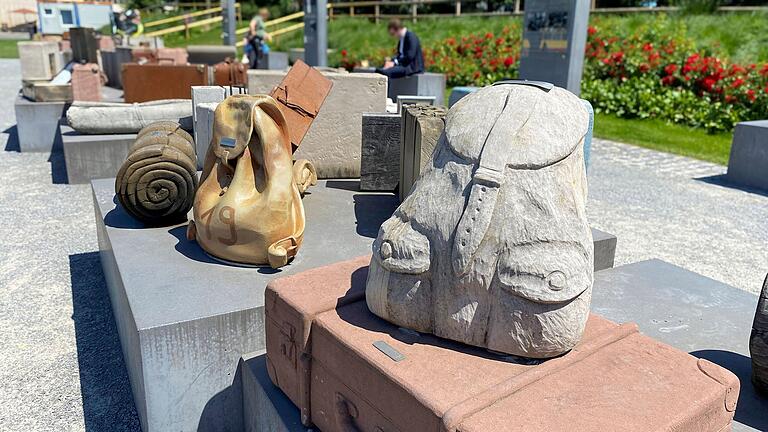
71,63,103,102
265,256,740,432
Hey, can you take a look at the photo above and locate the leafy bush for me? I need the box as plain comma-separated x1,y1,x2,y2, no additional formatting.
364,14,766,132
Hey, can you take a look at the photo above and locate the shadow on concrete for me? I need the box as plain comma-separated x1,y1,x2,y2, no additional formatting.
167,225,283,274
695,174,768,198
352,194,397,238
325,179,361,192
691,349,768,431
3,125,20,152
197,362,244,432
69,252,141,432
104,197,144,229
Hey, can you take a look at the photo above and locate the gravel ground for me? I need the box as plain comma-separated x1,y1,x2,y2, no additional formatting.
0,57,765,430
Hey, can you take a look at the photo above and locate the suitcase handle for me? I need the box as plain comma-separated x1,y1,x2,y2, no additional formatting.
334,392,387,432
334,392,362,432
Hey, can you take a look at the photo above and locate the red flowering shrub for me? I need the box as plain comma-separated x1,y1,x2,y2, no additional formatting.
332,15,767,131
581,18,768,131
423,24,521,87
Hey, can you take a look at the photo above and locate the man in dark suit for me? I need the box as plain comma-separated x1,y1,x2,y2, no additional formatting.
377,19,424,79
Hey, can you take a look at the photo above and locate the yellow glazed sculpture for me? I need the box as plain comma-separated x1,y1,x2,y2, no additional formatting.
187,94,316,268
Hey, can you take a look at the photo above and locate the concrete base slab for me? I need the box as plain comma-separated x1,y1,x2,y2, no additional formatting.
241,259,764,432
241,351,306,432
388,72,446,106
93,178,399,432
14,94,66,152
61,126,135,184
257,52,289,71
726,120,768,191
448,86,479,107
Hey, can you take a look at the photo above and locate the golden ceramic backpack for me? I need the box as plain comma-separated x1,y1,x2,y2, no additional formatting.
187,94,316,268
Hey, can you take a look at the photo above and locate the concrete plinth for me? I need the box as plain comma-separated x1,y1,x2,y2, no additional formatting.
388,72,446,107
14,95,66,152
241,259,763,432
726,120,768,191
93,178,399,432
448,86,479,107
257,52,289,70
61,126,135,184
591,228,616,271
247,69,388,178
360,112,400,191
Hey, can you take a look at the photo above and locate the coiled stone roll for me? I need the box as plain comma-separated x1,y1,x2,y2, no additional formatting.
115,121,197,226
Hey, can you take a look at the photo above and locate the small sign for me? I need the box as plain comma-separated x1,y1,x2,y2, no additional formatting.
220,137,237,148
373,341,405,362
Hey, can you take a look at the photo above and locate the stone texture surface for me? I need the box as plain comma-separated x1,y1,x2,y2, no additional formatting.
368,84,593,358
387,72,447,106
248,69,387,178
751,274,768,394
399,105,446,201
726,120,768,191
66,99,193,134
1,57,767,431
257,51,289,70
360,112,400,191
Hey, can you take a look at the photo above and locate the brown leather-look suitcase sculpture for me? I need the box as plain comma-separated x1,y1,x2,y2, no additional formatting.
268,59,333,151
265,256,740,432
122,63,209,103
212,59,247,86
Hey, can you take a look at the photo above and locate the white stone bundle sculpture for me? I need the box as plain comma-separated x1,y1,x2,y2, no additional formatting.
366,82,593,359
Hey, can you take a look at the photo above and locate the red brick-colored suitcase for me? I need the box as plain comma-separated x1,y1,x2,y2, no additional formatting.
265,256,740,432
122,63,209,103
268,60,333,150
71,63,102,102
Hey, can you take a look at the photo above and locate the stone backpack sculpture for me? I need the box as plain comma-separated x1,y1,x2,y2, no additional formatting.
187,94,317,268
366,82,593,358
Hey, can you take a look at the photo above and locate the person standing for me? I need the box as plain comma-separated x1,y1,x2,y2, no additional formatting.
377,19,424,79
244,8,272,69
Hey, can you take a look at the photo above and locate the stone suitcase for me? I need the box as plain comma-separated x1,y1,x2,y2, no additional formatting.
122,64,209,103
269,60,333,150
265,256,740,432
213,60,247,86
399,105,447,201
71,63,102,102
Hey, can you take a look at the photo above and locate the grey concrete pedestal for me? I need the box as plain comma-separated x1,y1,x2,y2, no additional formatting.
62,126,135,184
93,178,399,432
14,94,66,152
241,259,765,432
726,120,768,191
387,73,446,106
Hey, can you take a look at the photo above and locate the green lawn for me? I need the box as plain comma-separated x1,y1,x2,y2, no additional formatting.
0,40,22,59
593,113,732,165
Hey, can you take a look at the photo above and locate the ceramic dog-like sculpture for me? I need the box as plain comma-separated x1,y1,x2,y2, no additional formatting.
366,82,593,358
188,94,316,268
